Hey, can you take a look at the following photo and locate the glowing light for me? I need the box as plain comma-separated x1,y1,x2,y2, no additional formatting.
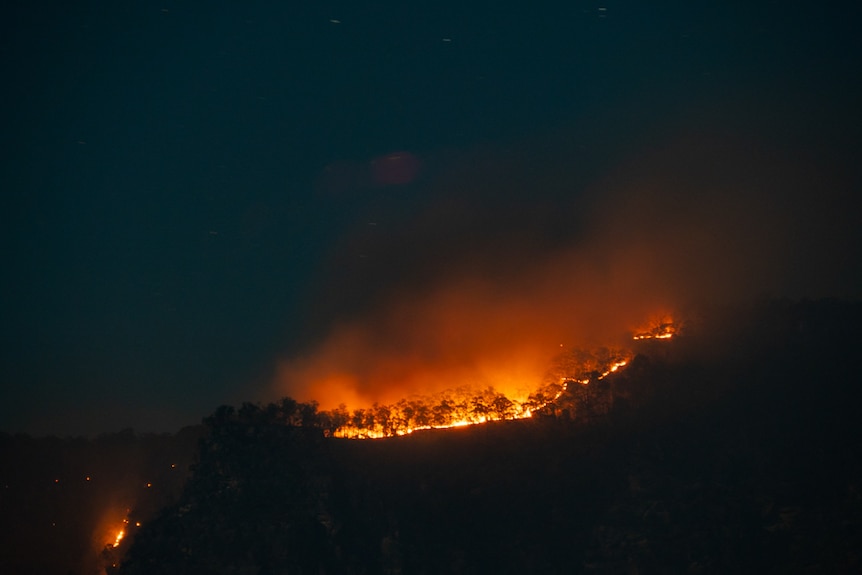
113,529,125,547
318,315,676,439
633,317,678,340
633,332,674,340
330,351,636,438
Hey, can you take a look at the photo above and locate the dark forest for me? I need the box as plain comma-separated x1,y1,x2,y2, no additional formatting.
4,298,861,574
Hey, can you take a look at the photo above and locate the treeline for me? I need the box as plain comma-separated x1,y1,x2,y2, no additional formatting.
206,346,634,439
119,298,862,574
204,385,548,440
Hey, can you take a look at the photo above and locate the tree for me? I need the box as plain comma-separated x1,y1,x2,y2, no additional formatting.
298,401,319,427
373,403,393,436
328,404,350,435
204,405,235,430
490,393,515,420
238,402,262,424
280,397,299,426
432,399,454,427
395,399,416,432
470,393,491,422
412,400,431,428
351,408,367,430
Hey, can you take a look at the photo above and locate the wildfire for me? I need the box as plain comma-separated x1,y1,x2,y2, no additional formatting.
332,353,633,439
99,509,142,572
332,398,532,440
632,316,679,340
111,517,130,547
104,515,136,551
271,315,679,440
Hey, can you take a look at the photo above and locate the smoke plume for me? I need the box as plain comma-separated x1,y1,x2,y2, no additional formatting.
273,100,860,409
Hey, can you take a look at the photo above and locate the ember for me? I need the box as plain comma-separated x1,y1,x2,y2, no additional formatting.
632,317,679,340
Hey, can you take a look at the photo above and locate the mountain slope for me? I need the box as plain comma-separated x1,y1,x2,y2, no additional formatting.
119,299,862,574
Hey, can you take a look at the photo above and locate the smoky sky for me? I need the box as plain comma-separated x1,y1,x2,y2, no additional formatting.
273,93,862,408
2,0,860,434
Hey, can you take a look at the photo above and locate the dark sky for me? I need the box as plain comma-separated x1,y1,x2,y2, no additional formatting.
2,1,860,436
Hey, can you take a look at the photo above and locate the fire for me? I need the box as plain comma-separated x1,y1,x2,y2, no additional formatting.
97,508,142,573
275,314,679,440
330,351,634,439
111,517,130,547
632,316,679,340
102,514,135,552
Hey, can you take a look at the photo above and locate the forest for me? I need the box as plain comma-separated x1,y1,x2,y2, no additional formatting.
121,298,862,574
3,298,861,574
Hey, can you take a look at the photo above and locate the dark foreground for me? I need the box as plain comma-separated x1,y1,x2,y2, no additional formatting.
3,299,860,574
116,299,862,574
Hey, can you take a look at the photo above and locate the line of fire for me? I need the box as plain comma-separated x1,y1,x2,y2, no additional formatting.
204,316,680,441
92,316,678,573
326,317,677,439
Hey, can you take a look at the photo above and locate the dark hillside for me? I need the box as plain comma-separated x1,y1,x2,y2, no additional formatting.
0,425,203,575
120,299,862,574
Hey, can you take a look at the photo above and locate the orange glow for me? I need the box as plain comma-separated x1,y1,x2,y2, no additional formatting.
279,115,845,442
273,272,652,414
97,510,137,552
329,349,634,438
275,292,665,439
632,315,679,340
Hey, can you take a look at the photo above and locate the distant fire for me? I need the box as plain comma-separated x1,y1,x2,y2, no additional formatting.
332,351,634,439
277,313,679,439
632,316,679,340
109,517,129,548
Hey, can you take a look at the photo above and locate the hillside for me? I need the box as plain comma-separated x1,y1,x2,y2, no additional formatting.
0,426,203,575
114,298,862,574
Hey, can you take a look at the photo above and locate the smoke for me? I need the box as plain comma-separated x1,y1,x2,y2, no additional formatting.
273,100,861,409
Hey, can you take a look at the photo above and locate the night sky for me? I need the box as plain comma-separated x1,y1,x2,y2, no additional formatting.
3,1,860,436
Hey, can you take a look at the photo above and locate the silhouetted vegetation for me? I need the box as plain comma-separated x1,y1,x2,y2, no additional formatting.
114,298,862,574
3,298,859,573
191,345,633,441
0,426,203,575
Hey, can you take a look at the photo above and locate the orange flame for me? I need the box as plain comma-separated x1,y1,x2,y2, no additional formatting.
330,351,634,439
632,315,679,340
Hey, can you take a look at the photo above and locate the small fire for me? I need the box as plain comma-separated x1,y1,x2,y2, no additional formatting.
632,316,679,340
111,518,131,547
106,516,134,550
99,511,140,573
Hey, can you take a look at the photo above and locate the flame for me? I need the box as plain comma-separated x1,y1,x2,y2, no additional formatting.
330,351,634,439
280,111,854,443
278,305,675,439
632,316,679,340
103,514,135,550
